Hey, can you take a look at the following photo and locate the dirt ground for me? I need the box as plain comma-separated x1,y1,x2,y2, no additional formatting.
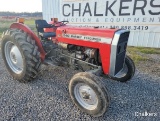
137,55,160,78
128,52,160,78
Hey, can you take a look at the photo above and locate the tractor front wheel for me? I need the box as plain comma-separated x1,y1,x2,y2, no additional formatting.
110,56,135,82
69,72,110,117
1,29,41,82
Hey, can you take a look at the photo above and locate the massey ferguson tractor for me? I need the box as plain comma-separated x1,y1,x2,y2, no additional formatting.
1,18,135,117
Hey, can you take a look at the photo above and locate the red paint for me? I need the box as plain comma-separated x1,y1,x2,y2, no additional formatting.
56,25,117,74
44,21,57,33
10,22,117,74
44,21,63,33
10,23,46,61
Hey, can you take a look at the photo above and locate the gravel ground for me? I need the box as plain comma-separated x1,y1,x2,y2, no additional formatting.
0,49,160,121
136,53,160,78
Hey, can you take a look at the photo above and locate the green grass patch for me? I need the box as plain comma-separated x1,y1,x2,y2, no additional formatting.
129,54,148,64
128,46,160,54
136,47,160,54
0,27,7,36
0,19,13,36
127,47,149,64
0,18,38,37
25,19,37,32
0,27,10,37
25,19,35,25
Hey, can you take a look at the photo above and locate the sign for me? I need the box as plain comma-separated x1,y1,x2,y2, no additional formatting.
60,0,160,32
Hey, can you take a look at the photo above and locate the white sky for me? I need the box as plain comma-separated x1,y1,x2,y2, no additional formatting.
0,0,42,12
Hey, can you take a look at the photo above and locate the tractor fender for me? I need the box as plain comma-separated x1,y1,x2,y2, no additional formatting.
10,23,45,61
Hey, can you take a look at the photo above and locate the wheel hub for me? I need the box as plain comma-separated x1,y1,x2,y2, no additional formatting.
10,52,17,63
81,91,91,100
74,83,98,110
5,41,23,74
10,45,22,64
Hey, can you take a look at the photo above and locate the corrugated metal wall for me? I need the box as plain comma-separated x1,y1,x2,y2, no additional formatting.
128,32,160,48
42,0,160,48
42,0,60,22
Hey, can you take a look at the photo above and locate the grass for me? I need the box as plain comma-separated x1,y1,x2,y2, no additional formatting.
128,53,148,64
25,18,37,32
0,18,39,37
25,18,35,25
0,27,8,36
136,47,160,54
0,19,12,36
127,46,160,64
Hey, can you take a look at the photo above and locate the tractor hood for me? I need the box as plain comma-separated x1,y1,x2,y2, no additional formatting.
56,25,118,44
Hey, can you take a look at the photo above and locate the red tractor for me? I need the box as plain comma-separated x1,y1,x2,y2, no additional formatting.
1,18,135,117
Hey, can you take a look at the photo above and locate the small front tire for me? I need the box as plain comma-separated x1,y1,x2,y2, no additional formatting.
69,72,110,117
110,56,135,82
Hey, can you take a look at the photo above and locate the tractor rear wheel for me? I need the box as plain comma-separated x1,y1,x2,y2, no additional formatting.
1,29,41,82
110,56,135,82
69,72,110,117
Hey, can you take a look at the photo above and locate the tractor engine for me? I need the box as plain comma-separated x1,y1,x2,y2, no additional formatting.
44,41,100,71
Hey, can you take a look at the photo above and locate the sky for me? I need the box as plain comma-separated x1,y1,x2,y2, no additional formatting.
0,0,42,12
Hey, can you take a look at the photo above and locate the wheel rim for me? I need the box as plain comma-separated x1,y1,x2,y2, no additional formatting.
5,41,23,74
74,83,98,110
115,63,128,78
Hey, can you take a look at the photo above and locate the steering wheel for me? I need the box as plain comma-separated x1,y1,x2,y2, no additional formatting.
54,21,69,27
61,21,69,25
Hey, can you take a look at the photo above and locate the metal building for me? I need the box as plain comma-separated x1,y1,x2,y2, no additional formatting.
42,0,160,48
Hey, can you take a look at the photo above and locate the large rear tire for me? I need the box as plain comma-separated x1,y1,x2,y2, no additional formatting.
1,29,41,82
69,72,110,117
110,56,135,82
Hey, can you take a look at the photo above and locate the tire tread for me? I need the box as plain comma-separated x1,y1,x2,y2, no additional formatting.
1,29,41,82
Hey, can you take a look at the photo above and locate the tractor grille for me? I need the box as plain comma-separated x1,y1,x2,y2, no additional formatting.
109,30,130,76
114,32,129,75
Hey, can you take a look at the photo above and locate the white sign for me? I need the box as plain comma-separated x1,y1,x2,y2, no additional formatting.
60,0,160,32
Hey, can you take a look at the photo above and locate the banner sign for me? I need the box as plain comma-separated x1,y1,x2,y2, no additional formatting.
60,0,160,32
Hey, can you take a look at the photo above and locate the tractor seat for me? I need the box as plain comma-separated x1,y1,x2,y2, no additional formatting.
35,19,56,38
39,32,56,38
